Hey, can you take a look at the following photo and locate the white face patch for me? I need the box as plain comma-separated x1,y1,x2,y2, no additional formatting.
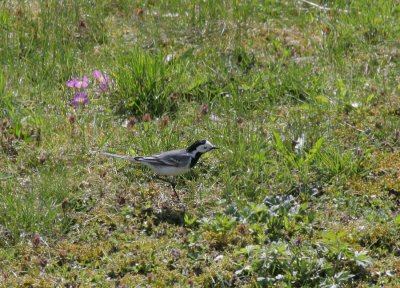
196,140,216,153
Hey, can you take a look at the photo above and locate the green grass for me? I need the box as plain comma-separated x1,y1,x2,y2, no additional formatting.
1,0,400,286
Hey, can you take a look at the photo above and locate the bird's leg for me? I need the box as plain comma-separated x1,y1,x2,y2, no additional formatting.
154,176,180,201
171,177,180,201
154,175,171,185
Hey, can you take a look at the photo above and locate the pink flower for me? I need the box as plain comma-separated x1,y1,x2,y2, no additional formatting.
93,70,110,92
71,92,88,107
66,76,89,89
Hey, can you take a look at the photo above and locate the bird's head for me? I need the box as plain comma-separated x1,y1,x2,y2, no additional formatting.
187,140,219,154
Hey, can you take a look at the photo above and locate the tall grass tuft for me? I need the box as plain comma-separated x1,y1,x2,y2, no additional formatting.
113,48,184,116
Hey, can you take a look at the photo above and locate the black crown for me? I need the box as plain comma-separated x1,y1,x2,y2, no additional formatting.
186,140,207,152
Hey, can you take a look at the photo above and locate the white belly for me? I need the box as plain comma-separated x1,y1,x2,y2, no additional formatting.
150,165,191,176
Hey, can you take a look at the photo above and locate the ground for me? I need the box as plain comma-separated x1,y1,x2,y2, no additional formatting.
0,0,400,287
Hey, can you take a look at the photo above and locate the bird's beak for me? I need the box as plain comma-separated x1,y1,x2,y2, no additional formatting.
212,146,219,150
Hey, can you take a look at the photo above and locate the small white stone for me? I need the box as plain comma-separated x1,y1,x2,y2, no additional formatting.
214,255,224,262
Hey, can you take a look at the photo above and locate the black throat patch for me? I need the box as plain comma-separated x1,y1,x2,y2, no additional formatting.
189,152,202,168
187,140,207,168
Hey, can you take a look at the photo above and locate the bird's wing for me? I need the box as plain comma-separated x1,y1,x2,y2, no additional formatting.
91,150,138,162
136,150,190,167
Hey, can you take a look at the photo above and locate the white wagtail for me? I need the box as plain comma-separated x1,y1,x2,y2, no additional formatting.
93,140,218,199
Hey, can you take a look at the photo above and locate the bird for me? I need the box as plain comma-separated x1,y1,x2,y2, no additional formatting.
92,140,219,199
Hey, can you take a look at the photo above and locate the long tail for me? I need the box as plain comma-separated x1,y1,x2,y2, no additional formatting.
90,150,138,162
